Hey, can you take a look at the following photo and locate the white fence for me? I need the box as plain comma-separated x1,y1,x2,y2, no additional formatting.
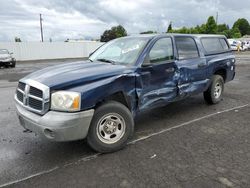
0,41,103,61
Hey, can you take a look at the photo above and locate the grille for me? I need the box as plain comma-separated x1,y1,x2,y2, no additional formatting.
16,82,26,103
28,97,43,110
16,81,49,114
18,82,26,91
16,90,23,102
29,86,43,98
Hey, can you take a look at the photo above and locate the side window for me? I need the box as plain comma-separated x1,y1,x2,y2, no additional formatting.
175,37,199,60
219,38,230,50
201,38,230,54
149,38,174,63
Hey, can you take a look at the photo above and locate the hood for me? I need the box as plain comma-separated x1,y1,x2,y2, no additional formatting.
0,54,11,59
22,61,134,89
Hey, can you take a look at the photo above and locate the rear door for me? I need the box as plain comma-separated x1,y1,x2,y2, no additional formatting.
174,36,209,97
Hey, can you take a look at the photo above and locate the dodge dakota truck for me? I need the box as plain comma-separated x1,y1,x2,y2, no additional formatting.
15,34,235,153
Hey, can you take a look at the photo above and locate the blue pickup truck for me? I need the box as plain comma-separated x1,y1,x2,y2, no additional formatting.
15,34,235,153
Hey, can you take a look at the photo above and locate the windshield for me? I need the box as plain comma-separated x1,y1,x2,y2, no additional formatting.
89,37,149,65
0,49,8,54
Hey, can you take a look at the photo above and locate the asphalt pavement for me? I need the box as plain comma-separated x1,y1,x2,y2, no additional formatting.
0,53,250,188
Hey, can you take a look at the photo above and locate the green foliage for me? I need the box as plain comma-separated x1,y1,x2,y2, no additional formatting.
113,25,127,38
195,24,206,34
190,27,199,34
218,28,241,39
233,18,250,36
217,24,229,33
205,16,217,34
100,25,127,42
231,27,242,38
170,26,199,34
167,23,172,32
166,16,248,38
140,31,157,34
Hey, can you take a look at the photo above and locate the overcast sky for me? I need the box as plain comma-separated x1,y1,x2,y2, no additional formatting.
0,0,249,42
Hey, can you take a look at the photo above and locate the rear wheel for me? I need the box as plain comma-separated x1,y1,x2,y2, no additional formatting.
204,75,224,104
87,101,134,153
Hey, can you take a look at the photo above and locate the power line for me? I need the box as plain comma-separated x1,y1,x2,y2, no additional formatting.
39,13,44,42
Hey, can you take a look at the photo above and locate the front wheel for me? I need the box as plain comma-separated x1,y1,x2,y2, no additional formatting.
10,60,16,68
87,101,134,153
204,75,224,104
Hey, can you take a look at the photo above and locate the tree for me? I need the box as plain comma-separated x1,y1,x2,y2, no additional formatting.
100,30,116,42
167,22,172,32
205,16,217,34
217,24,229,33
15,37,21,42
233,18,250,36
231,28,242,38
113,25,127,38
100,25,127,42
190,27,199,34
199,24,207,34
140,31,156,34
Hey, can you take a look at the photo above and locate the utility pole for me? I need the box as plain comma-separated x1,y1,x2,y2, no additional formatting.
39,13,44,42
216,12,219,25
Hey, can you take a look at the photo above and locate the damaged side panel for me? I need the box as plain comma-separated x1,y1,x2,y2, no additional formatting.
68,72,138,115
135,59,211,112
135,62,179,112
176,57,210,97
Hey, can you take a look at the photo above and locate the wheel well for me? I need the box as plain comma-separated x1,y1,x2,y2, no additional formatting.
96,92,130,110
214,69,226,81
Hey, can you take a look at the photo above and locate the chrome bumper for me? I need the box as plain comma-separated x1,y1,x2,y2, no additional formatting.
16,103,94,141
0,59,12,62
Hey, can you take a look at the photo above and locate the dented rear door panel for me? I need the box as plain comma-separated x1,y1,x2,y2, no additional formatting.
176,57,209,97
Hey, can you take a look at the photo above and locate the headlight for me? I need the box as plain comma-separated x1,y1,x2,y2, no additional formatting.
51,91,81,112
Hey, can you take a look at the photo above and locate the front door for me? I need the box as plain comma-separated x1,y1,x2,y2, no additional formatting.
136,37,178,111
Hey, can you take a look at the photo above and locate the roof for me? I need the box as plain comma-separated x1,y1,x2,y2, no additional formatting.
126,33,226,39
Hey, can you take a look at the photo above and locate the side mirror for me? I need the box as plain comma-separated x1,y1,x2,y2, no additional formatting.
10,52,13,55
142,55,152,67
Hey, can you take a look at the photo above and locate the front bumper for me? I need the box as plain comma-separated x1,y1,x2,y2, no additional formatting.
16,103,94,141
0,58,12,62
0,59,15,66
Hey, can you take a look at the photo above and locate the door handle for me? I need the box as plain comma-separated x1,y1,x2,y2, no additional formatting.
198,63,206,68
165,67,175,73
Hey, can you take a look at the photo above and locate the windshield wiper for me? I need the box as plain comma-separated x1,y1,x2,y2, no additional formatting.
96,58,116,64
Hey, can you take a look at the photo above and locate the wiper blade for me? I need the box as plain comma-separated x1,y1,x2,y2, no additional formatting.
88,58,93,62
96,58,116,64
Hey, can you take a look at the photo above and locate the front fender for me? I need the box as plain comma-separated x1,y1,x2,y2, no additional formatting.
68,73,137,114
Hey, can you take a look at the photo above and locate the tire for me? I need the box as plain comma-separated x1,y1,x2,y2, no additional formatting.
87,101,134,153
10,61,16,68
204,75,224,104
